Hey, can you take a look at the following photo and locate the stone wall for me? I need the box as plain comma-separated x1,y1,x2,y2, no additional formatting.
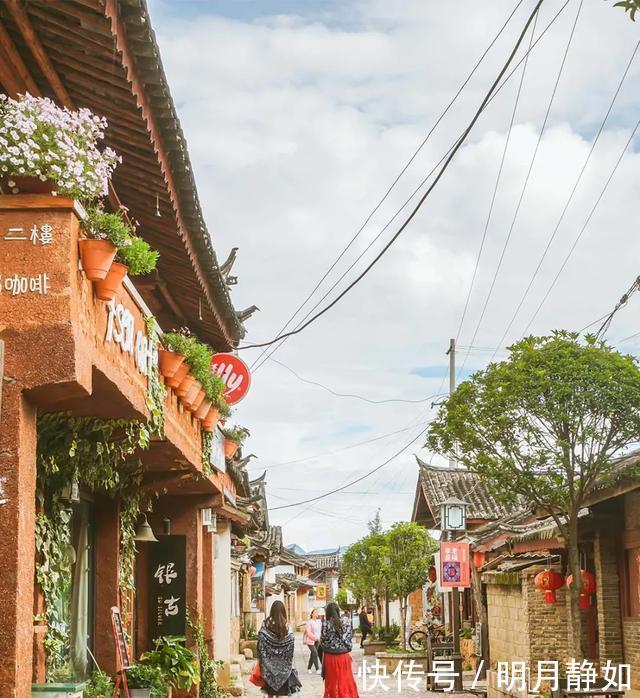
486,579,529,667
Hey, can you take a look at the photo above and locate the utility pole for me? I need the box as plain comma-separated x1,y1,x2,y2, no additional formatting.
447,338,456,468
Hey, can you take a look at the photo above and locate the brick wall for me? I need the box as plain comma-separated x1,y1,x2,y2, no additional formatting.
625,490,640,529
594,528,624,664
624,490,640,690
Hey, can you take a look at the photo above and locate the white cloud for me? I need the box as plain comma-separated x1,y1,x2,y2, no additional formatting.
150,0,640,548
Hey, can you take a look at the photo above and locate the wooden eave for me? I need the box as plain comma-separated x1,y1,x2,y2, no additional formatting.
0,0,245,349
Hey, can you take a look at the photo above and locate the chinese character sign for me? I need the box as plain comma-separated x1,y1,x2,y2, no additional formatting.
316,584,328,601
440,541,470,588
150,535,187,639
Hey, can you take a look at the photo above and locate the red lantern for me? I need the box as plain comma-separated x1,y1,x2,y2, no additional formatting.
534,569,565,604
427,565,437,583
473,551,486,569
566,570,596,610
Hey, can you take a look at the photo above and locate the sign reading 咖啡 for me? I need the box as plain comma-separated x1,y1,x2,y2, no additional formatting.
105,298,157,378
149,535,187,640
0,222,54,296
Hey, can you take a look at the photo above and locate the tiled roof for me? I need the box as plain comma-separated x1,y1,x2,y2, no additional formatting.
414,459,512,526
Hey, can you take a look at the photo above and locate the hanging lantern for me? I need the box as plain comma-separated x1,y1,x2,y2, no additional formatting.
473,551,486,569
427,565,437,583
566,570,596,610
534,569,565,604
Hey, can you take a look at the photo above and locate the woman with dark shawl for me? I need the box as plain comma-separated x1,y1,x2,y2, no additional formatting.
257,600,302,697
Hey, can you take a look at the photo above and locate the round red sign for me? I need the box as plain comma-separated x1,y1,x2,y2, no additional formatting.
210,353,251,405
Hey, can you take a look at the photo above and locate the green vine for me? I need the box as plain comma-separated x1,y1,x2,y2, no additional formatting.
202,430,214,477
36,413,153,680
145,316,167,438
187,611,230,698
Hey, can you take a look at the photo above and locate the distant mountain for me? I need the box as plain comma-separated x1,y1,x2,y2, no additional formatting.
285,543,307,555
287,544,349,555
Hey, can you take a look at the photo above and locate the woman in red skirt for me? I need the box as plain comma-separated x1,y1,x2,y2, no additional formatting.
320,602,359,698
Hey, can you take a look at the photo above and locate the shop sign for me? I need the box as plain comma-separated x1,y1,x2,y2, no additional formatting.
105,298,157,377
440,541,470,588
150,535,187,639
1,222,54,296
110,606,131,670
316,584,327,600
210,352,251,405
209,428,226,473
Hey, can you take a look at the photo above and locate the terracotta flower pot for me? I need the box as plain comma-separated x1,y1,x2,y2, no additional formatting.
158,349,185,379
202,407,220,433
175,373,196,398
1,175,55,194
189,389,206,413
166,361,189,389
94,261,128,301
182,380,202,408
79,239,117,281
224,438,240,459
195,399,212,421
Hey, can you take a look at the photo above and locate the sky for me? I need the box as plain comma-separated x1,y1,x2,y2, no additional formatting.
147,0,640,551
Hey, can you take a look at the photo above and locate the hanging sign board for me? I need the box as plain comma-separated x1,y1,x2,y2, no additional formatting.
149,535,187,639
110,606,131,670
316,584,328,601
440,541,471,588
210,352,251,405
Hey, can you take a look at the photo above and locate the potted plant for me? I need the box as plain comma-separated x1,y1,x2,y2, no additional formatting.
95,233,158,301
83,669,114,697
221,425,248,459
196,372,226,425
140,635,200,696
0,93,120,199
158,327,195,388
183,340,213,411
79,206,132,282
125,664,167,698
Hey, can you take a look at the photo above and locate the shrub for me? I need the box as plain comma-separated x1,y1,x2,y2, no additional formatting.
83,670,114,698
116,236,159,276
125,664,167,698
140,635,200,691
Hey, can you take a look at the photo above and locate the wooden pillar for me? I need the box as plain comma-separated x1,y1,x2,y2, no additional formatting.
0,384,38,698
202,529,215,656
94,498,121,675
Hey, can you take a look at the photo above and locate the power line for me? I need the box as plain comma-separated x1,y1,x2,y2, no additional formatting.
239,0,545,352
522,113,640,335
455,7,540,379
268,357,444,404
254,421,425,471
491,37,640,357
248,0,570,371
269,426,429,510
595,276,640,339
247,0,527,372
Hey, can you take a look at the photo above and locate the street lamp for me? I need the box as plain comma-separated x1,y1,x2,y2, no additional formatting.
440,497,468,692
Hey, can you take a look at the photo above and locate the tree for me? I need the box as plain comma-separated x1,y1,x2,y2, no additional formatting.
341,532,388,624
368,508,383,535
610,0,639,21
427,332,640,657
386,522,437,649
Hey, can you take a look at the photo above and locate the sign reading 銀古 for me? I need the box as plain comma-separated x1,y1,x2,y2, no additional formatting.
149,535,187,639
210,352,251,405
440,541,471,588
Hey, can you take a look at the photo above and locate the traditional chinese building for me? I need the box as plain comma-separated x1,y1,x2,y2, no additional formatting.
0,1,254,695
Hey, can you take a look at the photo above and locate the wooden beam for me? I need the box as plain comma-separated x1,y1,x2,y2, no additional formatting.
0,18,39,95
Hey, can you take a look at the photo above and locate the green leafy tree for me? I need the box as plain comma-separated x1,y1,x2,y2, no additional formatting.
341,532,389,623
610,0,639,20
386,522,437,649
427,332,640,657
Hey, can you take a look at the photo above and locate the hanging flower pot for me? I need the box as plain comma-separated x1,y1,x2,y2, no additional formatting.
175,374,196,398
224,438,240,459
202,407,220,433
195,399,212,421
189,389,206,413
1,175,56,195
181,379,202,408
534,569,565,605
166,362,189,389
93,261,128,301
79,239,117,281
158,349,186,379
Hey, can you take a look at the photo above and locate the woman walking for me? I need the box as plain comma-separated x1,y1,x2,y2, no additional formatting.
303,608,322,674
320,602,359,698
257,600,302,697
